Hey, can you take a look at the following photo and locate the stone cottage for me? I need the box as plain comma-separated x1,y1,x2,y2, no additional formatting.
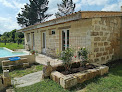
18,8,122,64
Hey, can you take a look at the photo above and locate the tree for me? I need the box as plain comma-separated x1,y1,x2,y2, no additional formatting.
10,29,16,43
55,0,75,18
15,32,24,45
17,0,52,27
1,35,7,45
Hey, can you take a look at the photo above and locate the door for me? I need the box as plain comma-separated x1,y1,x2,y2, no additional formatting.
42,32,46,53
62,30,69,50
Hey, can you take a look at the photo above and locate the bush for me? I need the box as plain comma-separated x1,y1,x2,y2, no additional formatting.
60,48,74,71
77,47,88,66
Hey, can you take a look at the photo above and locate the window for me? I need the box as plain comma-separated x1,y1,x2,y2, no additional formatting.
49,30,55,35
51,30,55,35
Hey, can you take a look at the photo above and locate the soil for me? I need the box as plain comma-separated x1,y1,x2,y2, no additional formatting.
56,62,97,75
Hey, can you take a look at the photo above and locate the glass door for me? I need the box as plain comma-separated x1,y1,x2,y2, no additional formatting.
62,30,69,50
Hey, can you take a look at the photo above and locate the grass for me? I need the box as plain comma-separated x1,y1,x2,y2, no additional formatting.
14,79,69,92
0,42,24,50
14,60,122,92
0,64,43,78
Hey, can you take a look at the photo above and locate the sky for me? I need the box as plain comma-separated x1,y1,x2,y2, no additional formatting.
0,0,122,34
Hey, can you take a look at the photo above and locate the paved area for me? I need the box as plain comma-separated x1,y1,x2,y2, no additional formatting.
12,54,63,88
36,54,63,66
12,71,43,88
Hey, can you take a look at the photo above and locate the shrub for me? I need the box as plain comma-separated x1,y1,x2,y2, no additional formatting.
77,47,88,66
60,48,74,71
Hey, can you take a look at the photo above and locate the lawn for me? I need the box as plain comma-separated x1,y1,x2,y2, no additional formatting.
0,64,43,78
14,60,122,92
0,42,24,50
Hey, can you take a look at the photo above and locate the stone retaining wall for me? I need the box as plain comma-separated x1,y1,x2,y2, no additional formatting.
0,55,35,67
42,62,109,89
50,66,109,89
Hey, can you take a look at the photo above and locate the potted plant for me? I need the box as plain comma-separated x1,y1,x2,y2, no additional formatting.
30,50,35,55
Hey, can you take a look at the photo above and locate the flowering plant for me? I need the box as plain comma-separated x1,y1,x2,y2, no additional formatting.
77,47,88,66
60,48,74,71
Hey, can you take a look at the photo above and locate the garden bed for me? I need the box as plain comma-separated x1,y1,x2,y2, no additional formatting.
56,62,97,75
50,63,109,89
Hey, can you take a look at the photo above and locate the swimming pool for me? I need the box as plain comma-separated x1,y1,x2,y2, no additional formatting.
0,47,28,58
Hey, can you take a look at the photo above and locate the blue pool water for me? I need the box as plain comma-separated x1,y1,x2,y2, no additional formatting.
0,48,28,58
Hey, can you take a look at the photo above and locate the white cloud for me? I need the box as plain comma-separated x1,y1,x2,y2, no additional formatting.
81,0,109,6
0,17,20,34
0,0,25,9
12,1,25,9
0,0,14,8
102,0,122,11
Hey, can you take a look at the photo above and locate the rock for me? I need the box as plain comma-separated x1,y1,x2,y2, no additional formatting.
99,66,109,75
42,62,53,78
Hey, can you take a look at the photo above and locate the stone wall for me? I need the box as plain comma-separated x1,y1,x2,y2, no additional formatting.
25,18,92,57
24,16,122,64
90,16,122,64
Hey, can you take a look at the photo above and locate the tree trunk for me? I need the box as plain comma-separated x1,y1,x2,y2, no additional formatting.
5,40,6,45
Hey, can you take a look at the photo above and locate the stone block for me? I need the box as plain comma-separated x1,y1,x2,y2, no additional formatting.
50,71,64,84
3,70,10,78
94,48,99,52
96,53,102,57
98,42,103,46
3,77,11,87
87,69,98,78
104,42,108,46
60,75,77,89
0,79,4,91
94,37,101,41
9,65,15,70
23,63,29,68
74,72,87,83
99,66,109,75
2,66,9,70
91,32,99,36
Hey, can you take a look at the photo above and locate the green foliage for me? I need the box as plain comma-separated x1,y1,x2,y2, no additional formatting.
0,29,24,45
15,32,24,45
60,48,74,71
17,0,52,27
77,47,89,66
55,0,75,18
0,43,24,50
78,47,88,60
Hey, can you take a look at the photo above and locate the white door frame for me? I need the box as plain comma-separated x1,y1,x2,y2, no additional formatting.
32,33,35,50
61,29,69,51
42,32,46,53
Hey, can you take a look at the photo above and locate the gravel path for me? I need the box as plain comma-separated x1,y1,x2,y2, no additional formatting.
12,71,43,88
